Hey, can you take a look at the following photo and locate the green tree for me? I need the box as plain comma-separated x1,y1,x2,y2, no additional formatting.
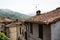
0,32,8,40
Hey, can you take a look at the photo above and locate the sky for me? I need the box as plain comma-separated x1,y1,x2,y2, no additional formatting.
0,0,60,15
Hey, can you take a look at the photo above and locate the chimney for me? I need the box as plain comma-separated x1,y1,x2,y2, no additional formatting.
36,10,41,15
16,19,18,22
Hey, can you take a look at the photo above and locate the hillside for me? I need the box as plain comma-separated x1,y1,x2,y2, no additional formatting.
0,9,30,20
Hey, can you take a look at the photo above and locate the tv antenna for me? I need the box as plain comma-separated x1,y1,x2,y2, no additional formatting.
35,4,39,11
32,3,39,11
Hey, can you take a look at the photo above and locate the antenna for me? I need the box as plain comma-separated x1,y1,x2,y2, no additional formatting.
35,4,39,11
32,3,39,12
32,0,40,13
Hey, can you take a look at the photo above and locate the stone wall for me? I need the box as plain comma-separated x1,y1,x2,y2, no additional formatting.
9,27,17,40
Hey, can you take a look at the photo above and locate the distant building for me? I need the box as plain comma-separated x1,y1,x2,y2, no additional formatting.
24,7,60,40
0,17,26,40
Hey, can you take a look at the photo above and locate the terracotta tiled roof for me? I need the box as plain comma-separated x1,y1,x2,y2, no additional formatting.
0,18,4,22
4,18,13,22
25,7,60,24
0,17,13,23
14,21,22,25
6,21,22,27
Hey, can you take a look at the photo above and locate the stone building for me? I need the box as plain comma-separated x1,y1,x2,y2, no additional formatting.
6,21,26,40
24,7,60,40
0,17,26,40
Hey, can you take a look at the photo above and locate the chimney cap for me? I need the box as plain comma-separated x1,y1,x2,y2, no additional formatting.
36,10,41,15
36,10,41,13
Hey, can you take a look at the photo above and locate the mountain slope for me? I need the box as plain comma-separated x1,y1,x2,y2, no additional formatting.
0,9,30,20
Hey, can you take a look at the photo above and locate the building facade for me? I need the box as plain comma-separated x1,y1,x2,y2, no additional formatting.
0,17,26,40
24,7,60,40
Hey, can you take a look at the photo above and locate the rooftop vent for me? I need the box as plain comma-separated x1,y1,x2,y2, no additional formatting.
36,10,41,15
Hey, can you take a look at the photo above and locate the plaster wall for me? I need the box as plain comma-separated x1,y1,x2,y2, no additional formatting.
51,21,60,40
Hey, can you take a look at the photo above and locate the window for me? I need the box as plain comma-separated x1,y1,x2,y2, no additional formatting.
39,24,43,39
5,27,10,38
20,27,21,34
30,23,33,34
1,24,5,32
25,32,27,40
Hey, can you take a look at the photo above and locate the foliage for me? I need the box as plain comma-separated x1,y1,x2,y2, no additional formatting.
0,32,8,40
0,9,30,20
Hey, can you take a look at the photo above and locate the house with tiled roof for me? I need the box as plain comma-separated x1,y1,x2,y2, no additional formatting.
6,20,26,40
24,7,60,40
0,17,26,40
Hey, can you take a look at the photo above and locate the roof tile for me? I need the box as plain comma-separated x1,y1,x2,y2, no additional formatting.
25,7,60,24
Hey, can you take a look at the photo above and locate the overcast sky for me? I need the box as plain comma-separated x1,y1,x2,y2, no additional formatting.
0,0,60,15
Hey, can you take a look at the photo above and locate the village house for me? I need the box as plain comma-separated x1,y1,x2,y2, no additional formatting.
0,17,13,33
0,17,26,40
24,7,60,40
6,20,26,40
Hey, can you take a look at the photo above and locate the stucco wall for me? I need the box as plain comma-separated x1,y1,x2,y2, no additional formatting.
43,25,51,40
51,21,60,40
27,23,42,40
33,24,39,37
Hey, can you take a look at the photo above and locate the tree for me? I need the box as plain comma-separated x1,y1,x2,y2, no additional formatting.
0,32,8,40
